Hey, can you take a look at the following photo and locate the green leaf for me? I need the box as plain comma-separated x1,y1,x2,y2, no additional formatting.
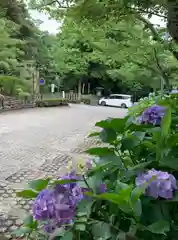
23,215,37,229
133,199,142,217
133,131,146,141
23,215,33,225
121,136,140,151
88,131,100,137
85,147,115,156
159,157,178,170
131,186,146,204
147,220,170,235
99,154,122,166
100,128,117,143
13,227,32,237
77,199,93,217
16,190,38,199
92,222,111,240
125,160,153,179
60,231,73,240
85,189,132,213
161,107,171,138
87,161,113,176
28,178,51,192
167,133,178,147
115,181,130,193
95,118,127,133
75,223,86,231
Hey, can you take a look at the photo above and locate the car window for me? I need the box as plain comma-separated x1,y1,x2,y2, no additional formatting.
122,96,130,100
108,96,116,99
115,96,123,99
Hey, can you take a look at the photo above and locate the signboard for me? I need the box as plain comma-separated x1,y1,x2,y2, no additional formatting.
39,79,45,85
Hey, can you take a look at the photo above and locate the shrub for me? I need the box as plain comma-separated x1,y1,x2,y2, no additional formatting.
14,95,178,240
128,92,169,117
18,91,31,102
35,98,69,107
68,99,81,104
81,98,91,105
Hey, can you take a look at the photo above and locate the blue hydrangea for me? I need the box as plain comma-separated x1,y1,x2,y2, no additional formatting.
136,169,177,199
139,105,165,125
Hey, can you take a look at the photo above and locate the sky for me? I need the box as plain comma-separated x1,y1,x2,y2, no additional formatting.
30,10,60,34
30,10,166,34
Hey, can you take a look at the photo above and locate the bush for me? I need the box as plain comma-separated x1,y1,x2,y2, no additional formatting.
35,98,69,107
128,92,170,117
68,99,81,104
81,98,91,105
14,95,178,240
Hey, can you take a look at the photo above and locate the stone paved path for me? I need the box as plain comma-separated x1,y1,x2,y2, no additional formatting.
0,104,127,238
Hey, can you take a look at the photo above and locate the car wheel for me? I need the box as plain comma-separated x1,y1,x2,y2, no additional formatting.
101,101,106,106
121,103,127,108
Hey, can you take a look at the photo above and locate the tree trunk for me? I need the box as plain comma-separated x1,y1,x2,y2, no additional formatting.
88,83,90,94
82,83,85,94
78,79,82,100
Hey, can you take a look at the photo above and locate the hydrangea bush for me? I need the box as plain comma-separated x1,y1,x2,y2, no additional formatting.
14,95,178,240
128,92,169,117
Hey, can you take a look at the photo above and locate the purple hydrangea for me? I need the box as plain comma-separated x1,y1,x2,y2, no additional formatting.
136,169,177,199
86,160,93,169
139,105,165,125
32,188,75,233
98,183,107,194
59,171,84,205
33,171,86,233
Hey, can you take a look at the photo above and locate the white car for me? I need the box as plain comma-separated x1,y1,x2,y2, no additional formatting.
98,94,133,108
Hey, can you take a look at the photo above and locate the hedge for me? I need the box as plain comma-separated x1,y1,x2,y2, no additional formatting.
68,98,91,104
35,98,69,107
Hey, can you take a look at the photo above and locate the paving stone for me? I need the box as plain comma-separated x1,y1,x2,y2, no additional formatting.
0,104,124,238
6,169,47,184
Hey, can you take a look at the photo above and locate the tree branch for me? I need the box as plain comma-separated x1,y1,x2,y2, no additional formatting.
36,0,68,9
153,47,170,88
130,7,167,19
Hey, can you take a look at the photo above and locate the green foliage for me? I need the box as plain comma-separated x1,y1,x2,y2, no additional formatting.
128,92,171,117
0,18,24,73
35,98,69,107
15,94,178,240
0,75,27,96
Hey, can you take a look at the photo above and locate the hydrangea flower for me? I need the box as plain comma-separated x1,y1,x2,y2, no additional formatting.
139,105,165,125
86,160,93,169
98,183,107,193
33,171,86,233
32,188,75,233
136,169,177,199
59,171,84,204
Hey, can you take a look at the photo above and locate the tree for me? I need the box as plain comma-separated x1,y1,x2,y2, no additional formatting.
52,16,178,95
0,18,24,74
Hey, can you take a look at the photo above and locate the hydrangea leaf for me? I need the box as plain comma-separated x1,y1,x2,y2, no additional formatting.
28,178,51,192
12,226,32,237
85,147,115,156
146,220,170,235
92,222,111,240
100,128,117,143
161,107,171,138
16,190,38,199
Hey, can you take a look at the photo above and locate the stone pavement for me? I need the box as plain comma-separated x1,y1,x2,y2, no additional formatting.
0,104,127,238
